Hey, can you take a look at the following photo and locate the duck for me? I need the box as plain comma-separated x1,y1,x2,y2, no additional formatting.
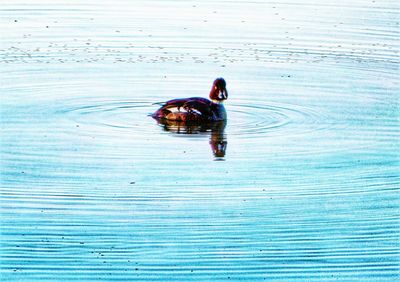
152,78,228,122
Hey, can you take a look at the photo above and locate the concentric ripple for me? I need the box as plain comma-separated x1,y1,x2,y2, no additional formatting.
228,101,330,138
58,97,332,142
60,99,156,133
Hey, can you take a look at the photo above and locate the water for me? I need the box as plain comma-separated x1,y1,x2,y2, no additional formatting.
1,0,399,281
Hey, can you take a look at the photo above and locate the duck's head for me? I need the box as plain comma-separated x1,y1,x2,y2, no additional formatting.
209,78,228,102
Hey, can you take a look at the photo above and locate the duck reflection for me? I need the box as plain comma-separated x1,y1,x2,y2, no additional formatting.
155,119,227,160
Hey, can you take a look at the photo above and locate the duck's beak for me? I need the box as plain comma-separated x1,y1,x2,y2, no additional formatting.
219,89,228,100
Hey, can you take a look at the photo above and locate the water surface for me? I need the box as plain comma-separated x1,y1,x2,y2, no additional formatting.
1,0,399,281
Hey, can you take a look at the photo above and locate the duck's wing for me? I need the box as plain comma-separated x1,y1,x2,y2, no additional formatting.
152,97,213,121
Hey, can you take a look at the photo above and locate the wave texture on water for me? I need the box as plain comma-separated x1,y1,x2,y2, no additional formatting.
1,0,399,281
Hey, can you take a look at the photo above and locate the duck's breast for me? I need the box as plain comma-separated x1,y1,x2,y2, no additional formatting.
211,103,227,121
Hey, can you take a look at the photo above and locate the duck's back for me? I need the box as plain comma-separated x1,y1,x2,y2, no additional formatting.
163,97,211,108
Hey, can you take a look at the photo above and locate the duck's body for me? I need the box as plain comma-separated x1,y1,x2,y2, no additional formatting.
152,97,226,122
152,78,228,122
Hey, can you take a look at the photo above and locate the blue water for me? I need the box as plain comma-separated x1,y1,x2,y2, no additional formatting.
1,0,399,281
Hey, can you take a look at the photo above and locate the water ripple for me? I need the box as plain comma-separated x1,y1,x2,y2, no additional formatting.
1,0,399,281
